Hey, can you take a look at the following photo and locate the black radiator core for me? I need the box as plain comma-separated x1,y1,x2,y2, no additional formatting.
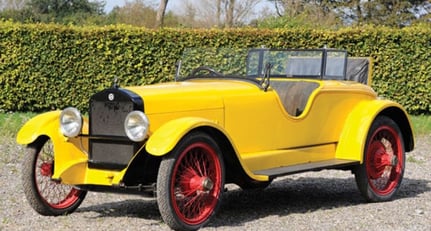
90,100,133,136
88,88,144,170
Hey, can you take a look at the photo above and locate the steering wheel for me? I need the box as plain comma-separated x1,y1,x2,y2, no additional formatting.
190,66,223,77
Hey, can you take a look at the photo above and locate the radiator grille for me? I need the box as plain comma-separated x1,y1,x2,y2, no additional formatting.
89,140,135,169
88,88,143,170
90,100,133,136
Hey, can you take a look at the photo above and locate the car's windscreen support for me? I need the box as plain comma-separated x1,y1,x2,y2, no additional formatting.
174,60,182,81
261,63,272,91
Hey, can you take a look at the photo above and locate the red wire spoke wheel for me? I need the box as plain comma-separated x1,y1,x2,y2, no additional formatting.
21,137,87,215
157,132,225,231
355,116,405,202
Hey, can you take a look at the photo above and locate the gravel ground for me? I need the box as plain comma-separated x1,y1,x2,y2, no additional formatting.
1,135,430,231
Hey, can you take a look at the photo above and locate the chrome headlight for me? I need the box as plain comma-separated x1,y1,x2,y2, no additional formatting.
124,110,149,142
60,107,82,137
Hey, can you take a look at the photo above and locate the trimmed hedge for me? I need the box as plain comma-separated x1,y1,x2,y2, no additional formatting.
0,22,430,114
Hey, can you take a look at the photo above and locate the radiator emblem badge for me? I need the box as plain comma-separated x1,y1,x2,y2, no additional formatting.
108,93,115,101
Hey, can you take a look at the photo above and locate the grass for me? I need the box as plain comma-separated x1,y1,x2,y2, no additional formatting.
407,155,425,164
0,112,430,137
410,115,431,137
0,112,36,137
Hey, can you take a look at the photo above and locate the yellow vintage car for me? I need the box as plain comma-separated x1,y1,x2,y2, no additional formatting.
17,48,414,231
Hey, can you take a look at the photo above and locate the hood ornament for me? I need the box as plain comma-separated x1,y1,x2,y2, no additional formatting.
112,76,120,88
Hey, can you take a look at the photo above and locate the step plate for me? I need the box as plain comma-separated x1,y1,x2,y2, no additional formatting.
253,159,360,177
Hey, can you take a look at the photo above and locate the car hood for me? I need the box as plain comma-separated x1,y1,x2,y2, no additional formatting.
125,79,261,114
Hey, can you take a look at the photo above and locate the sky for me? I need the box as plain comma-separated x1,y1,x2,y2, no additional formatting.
101,0,277,24
103,0,274,14
103,0,121,12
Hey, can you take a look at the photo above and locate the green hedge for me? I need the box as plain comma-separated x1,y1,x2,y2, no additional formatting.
0,22,430,114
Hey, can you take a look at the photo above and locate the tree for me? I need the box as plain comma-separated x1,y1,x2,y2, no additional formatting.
267,0,430,27
155,0,168,28
181,0,262,28
26,0,105,23
261,0,341,29
31,0,104,15
0,0,27,10
341,0,431,27
269,0,339,17
108,0,180,28
225,0,235,27
110,0,156,27
0,0,107,24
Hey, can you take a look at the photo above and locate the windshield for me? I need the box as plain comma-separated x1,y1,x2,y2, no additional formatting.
176,48,348,81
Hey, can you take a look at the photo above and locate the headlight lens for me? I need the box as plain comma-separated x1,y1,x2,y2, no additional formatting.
124,110,149,142
60,107,82,137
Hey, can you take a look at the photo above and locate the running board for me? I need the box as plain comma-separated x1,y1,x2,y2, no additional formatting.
253,159,360,178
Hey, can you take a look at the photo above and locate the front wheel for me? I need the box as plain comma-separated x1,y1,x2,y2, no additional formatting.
157,132,225,231
21,137,87,216
354,116,405,202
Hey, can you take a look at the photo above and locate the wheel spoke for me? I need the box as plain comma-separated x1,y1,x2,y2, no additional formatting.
367,125,403,194
171,141,222,224
22,139,86,216
34,141,82,209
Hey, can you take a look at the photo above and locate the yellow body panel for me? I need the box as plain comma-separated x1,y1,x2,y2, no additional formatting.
17,111,62,145
130,79,383,177
335,99,411,162
242,143,336,172
17,78,413,185
223,81,377,173
146,116,226,156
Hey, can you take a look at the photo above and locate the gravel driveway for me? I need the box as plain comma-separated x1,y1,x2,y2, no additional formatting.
1,135,430,231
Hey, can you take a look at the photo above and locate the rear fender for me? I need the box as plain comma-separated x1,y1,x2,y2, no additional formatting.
336,100,414,163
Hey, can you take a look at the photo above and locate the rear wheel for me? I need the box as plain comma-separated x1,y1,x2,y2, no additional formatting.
21,137,87,215
355,116,405,202
157,132,225,231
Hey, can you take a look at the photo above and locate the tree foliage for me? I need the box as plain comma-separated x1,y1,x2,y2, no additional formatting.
1,0,429,28
177,0,262,28
0,0,105,24
0,23,430,113
266,0,431,28
260,0,341,29
0,0,27,10
340,0,431,27
110,0,157,27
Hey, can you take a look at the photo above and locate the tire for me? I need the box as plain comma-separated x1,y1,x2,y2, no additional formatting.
21,137,87,216
157,132,225,231
354,116,405,202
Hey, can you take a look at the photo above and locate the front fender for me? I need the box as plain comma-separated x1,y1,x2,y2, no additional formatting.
145,117,227,156
335,99,412,163
16,111,92,184
17,111,63,145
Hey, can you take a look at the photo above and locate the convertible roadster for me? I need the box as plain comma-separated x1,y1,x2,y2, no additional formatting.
17,48,414,231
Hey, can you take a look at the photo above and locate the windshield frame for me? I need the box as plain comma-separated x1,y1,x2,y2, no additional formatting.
175,48,348,82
